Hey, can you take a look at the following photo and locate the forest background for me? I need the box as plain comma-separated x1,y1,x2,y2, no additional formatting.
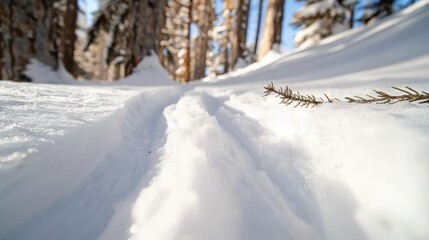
0,0,416,83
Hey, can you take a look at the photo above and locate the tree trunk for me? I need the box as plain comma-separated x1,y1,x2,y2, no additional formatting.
223,46,230,75
0,0,61,81
230,7,239,68
258,0,285,61
61,0,78,76
224,0,234,72
0,35,3,79
124,1,134,76
253,0,264,57
0,0,78,81
273,0,285,45
193,0,214,80
143,0,159,56
1,0,35,81
34,0,59,70
232,0,250,67
349,7,354,28
155,0,167,56
184,0,192,82
0,0,10,79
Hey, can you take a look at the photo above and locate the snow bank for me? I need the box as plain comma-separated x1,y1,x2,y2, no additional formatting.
25,55,174,86
25,60,77,85
0,82,137,166
118,55,173,86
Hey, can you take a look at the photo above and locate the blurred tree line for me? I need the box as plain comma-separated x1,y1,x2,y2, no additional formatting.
0,0,416,82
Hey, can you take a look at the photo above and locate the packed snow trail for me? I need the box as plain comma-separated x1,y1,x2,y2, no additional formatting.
1,82,428,240
0,84,185,239
1,1,429,240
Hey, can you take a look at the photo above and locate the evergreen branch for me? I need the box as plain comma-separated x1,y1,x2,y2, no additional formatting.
263,82,327,108
345,86,429,104
264,83,429,108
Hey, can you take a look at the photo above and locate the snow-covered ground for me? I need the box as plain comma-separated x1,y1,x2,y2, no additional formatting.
1,1,429,240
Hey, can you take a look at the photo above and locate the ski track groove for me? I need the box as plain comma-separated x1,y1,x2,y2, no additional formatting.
121,89,325,239
2,85,366,240
197,91,327,239
2,87,184,240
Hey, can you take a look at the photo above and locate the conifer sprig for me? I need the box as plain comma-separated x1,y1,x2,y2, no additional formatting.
263,83,429,108
263,82,334,108
345,86,429,104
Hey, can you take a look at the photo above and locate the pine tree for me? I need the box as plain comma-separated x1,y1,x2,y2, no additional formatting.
360,0,395,25
292,0,348,48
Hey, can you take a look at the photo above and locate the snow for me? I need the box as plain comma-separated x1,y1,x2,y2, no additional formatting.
1,1,429,240
293,0,348,47
25,54,173,86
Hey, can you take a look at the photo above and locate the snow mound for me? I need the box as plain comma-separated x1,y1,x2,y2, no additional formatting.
25,59,77,85
118,55,173,86
26,55,174,86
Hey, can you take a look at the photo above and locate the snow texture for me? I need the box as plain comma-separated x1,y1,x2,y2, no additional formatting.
1,1,429,240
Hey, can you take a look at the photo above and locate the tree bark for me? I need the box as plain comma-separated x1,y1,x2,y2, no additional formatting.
0,0,10,79
349,7,354,28
232,0,250,67
258,0,285,61
223,0,234,73
1,0,34,81
184,0,192,82
273,0,285,45
0,0,61,81
185,0,193,82
61,0,78,76
253,0,264,57
34,0,59,70
155,0,167,56
193,0,215,80
0,0,76,81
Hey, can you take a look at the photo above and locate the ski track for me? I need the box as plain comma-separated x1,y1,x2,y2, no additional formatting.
0,87,185,240
123,88,364,240
2,84,427,240
126,90,291,240
1,84,338,239
211,91,370,240
192,92,323,240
